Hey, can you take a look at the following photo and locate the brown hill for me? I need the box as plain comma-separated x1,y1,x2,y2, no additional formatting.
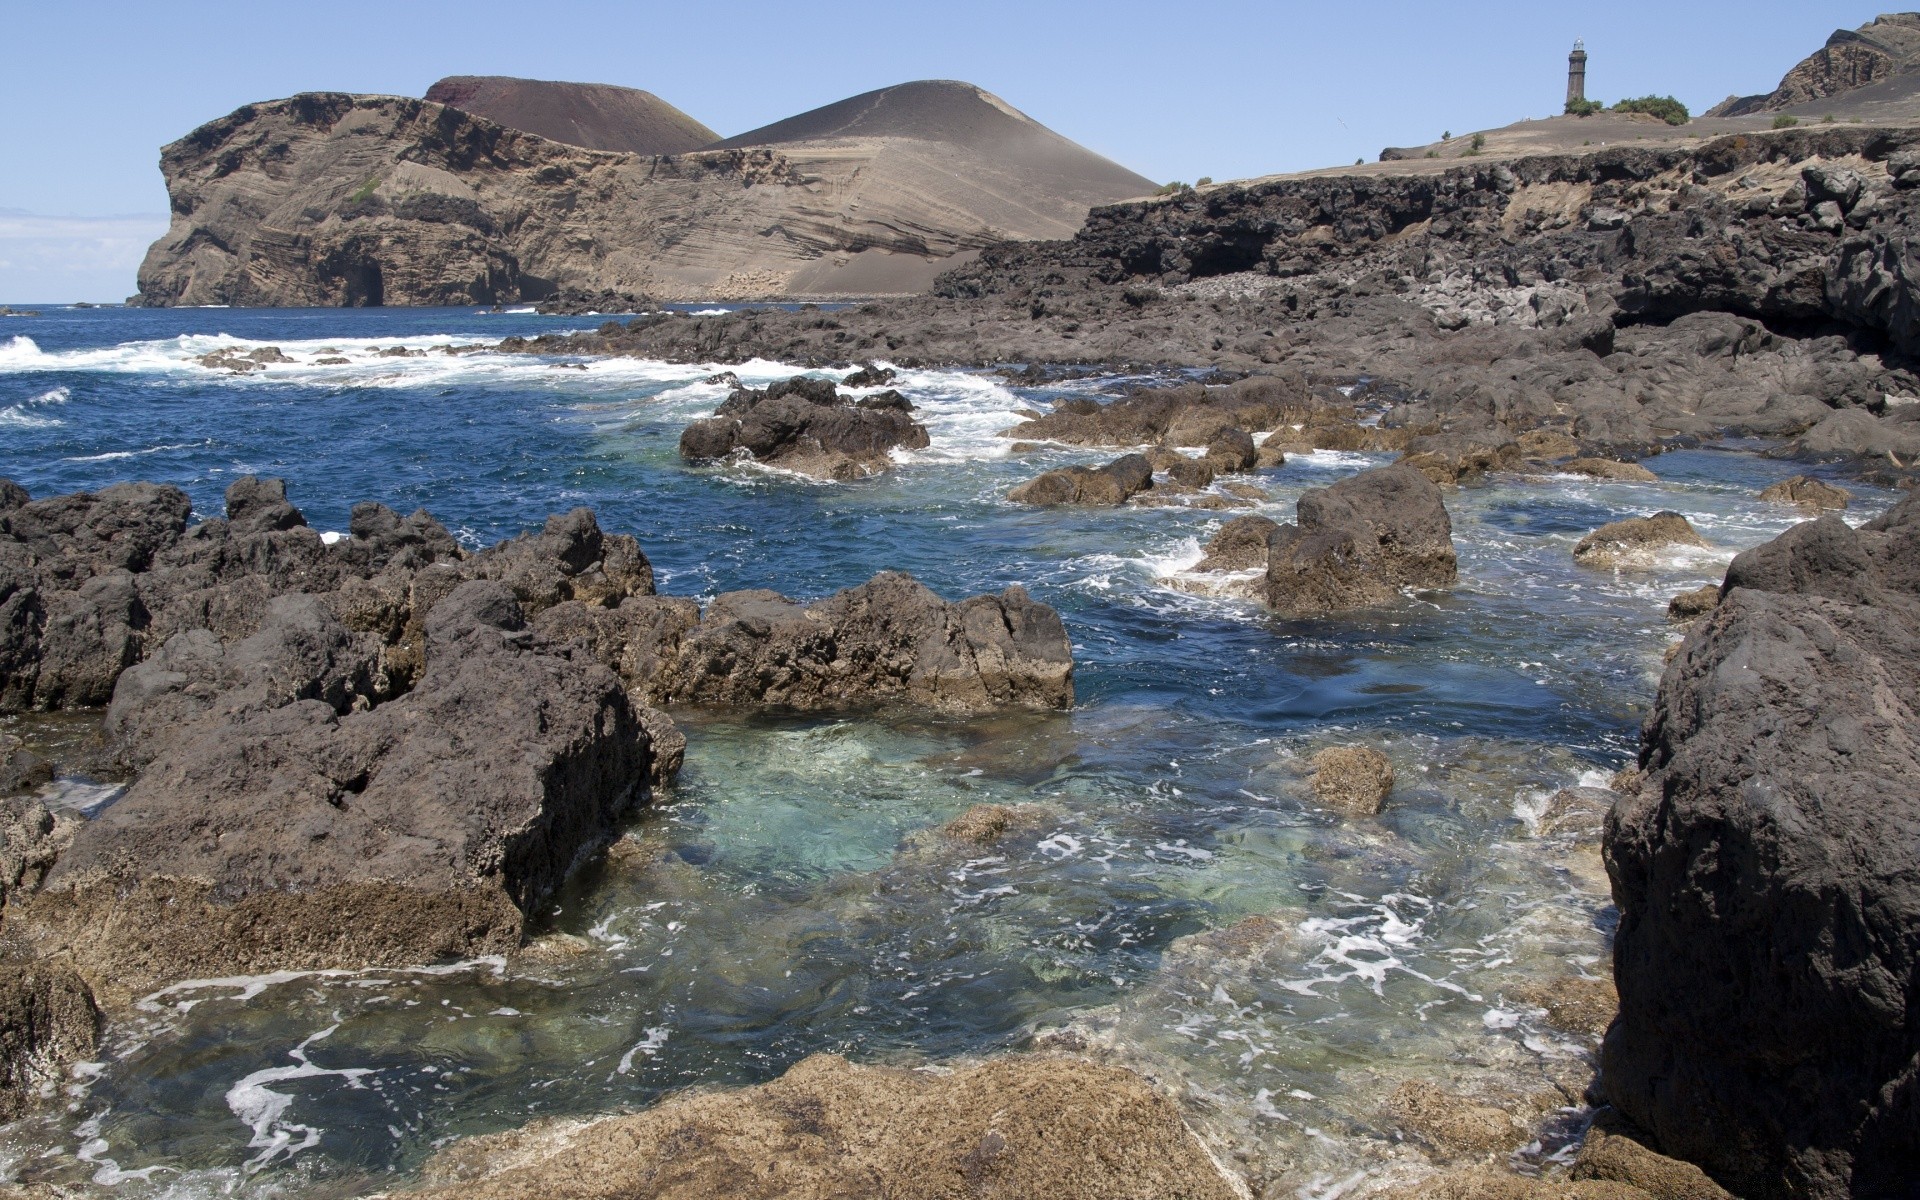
1707,13,1920,117
711,79,1155,201
423,75,718,155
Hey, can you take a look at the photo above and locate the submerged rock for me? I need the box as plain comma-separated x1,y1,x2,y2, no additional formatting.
1387,1080,1532,1161
1260,464,1458,615
1570,1109,1735,1199
1603,490,1920,1198
1571,512,1706,568
679,375,930,480
1309,745,1395,816
391,1052,1239,1200
1756,473,1850,510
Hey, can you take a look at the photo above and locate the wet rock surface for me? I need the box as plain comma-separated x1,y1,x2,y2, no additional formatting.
679,375,930,480
0,963,98,1122
1308,745,1396,816
1008,453,1153,506
1572,512,1707,568
390,1052,1239,1200
1262,465,1459,615
1604,489,1920,1197
1757,473,1851,510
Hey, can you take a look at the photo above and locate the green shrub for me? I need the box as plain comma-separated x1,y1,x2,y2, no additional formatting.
1611,95,1689,125
1155,181,1193,196
347,176,380,204
1462,133,1487,157
1772,115,1800,129
1425,150,1440,158
1565,97,1604,117
1195,176,1212,187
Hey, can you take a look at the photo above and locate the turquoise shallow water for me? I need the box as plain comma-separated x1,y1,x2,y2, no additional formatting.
0,308,1893,1195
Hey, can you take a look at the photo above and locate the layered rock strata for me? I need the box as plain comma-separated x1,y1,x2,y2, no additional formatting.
1604,490,1920,1198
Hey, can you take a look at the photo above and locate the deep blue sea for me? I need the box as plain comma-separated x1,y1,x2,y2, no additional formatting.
0,306,1889,1195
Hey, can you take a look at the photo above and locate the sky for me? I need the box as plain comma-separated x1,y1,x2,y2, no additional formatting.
0,0,1875,300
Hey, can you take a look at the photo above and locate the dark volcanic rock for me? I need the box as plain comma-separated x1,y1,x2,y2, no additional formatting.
1603,490,1920,1198
1007,454,1153,506
18,581,653,1000
1261,465,1459,616
679,376,930,480
665,572,1073,713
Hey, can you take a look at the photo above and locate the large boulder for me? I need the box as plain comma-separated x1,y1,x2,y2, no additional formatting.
679,375,930,480
1603,491,1920,1198
1260,465,1459,616
469,507,653,614
666,572,1073,713
15,581,653,1001
387,1052,1239,1200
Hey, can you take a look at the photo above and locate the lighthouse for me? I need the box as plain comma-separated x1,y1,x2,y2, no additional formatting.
1568,38,1588,105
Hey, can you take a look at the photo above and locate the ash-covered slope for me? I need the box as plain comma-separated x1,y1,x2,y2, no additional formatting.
1709,12,1920,117
423,75,719,155
133,81,1158,306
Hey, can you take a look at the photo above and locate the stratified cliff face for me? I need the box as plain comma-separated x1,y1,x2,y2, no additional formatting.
1709,13,1920,117
134,83,1158,307
423,76,719,156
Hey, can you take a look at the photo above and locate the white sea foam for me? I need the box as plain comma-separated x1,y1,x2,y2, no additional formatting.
225,1025,374,1172
0,384,70,428
614,1026,670,1075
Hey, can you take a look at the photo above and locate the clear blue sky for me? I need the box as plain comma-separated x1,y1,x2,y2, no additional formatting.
0,0,1874,300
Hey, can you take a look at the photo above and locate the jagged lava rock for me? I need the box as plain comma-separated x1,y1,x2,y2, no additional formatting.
679,375,930,480
1262,464,1459,616
17,581,653,1000
1603,491,1920,1197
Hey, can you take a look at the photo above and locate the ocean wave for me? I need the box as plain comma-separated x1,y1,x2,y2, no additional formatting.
0,383,71,427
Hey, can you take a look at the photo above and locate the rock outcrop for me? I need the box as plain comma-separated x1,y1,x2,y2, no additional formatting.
1757,474,1850,510
678,375,930,479
0,963,97,1121
135,80,1156,305
1708,14,1920,117
16,580,652,1000
387,1052,1238,1200
1309,746,1396,816
1603,491,1920,1198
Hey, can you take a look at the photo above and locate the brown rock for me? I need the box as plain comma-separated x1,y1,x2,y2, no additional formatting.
0,963,98,1122
1009,454,1154,506
1757,474,1850,511
1572,512,1707,568
1518,429,1584,460
1564,458,1660,482
1263,464,1458,615
1388,1080,1530,1159
1309,745,1395,816
389,1053,1239,1200
1512,975,1619,1038
1195,516,1283,575
1572,1108,1736,1199
1254,442,1289,468
1666,585,1721,622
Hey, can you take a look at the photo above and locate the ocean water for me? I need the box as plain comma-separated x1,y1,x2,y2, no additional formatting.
0,307,1891,1197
